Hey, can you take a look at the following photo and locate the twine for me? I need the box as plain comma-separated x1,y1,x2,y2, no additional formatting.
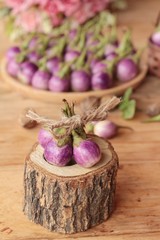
26,96,120,138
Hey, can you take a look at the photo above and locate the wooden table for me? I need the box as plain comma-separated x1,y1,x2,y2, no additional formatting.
1,1,160,239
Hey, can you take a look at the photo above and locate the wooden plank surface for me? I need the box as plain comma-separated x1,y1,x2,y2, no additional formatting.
0,0,160,239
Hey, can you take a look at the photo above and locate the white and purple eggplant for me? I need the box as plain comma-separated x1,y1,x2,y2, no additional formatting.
94,120,118,139
18,61,38,85
32,70,51,90
104,43,118,58
71,48,91,92
6,59,21,78
91,61,107,75
44,139,73,167
6,46,21,60
150,30,160,47
38,128,53,148
116,58,138,82
71,70,91,92
73,132,101,168
93,120,132,139
106,52,118,61
46,57,60,74
65,50,80,63
49,75,70,92
49,63,71,92
91,71,112,90
27,51,41,63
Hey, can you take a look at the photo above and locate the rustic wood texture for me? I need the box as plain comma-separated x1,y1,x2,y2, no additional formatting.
1,0,160,239
23,139,118,234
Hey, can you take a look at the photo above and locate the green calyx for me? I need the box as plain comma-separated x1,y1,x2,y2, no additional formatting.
74,48,87,70
117,30,133,56
58,63,70,79
62,99,87,140
54,128,72,147
72,130,85,147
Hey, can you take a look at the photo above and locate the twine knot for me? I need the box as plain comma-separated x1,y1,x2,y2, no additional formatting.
26,96,120,138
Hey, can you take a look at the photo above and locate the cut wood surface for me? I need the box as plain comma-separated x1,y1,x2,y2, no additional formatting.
1,0,160,239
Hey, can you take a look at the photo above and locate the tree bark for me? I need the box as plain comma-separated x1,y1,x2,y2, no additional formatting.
23,136,119,234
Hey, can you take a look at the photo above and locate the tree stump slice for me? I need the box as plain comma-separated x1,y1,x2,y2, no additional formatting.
23,136,119,234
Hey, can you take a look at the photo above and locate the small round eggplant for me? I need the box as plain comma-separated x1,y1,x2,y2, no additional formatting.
6,59,21,78
18,61,38,85
65,50,80,63
46,57,60,74
49,76,70,92
6,46,21,60
38,129,53,148
32,70,51,90
106,52,118,61
91,72,112,90
150,31,160,47
116,58,138,82
94,120,118,139
27,51,41,63
104,43,117,57
71,70,91,92
44,139,73,166
73,138,101,168
91,61,107,75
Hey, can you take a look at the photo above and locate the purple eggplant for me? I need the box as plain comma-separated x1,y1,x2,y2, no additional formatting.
91,72,112,90
44,139,73,166
94,120,118,139
73,137,101,168
32,70,51,90
49,76,70,92
18,61,38,85
150,31,160,47
27,51,41,63
38,128,53,148
71,70,91,92
46,57,60,74
106,52,118,61
64,50,80,63
91,61,107,75
116,58,138,82
6,46,21,60
104,43,118,57
29,37,38,50
6,59,21,78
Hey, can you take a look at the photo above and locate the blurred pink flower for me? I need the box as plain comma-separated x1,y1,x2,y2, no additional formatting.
5,0,24,11
5,0,113,34
16,8,42,32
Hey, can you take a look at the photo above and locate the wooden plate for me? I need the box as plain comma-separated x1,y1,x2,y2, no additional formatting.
1,55,148,103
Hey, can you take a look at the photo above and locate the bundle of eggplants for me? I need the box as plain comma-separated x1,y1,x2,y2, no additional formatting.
36,100,102,168
6,11,141,93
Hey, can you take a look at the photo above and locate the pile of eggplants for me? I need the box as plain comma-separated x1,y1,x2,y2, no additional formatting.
6,12,141,93
38,100,101,168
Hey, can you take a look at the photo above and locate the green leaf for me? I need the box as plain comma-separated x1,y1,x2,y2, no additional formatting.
123,87,133,101
122,99,136,120
119,99,128,111
143,114,160,123
119,87,133,110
